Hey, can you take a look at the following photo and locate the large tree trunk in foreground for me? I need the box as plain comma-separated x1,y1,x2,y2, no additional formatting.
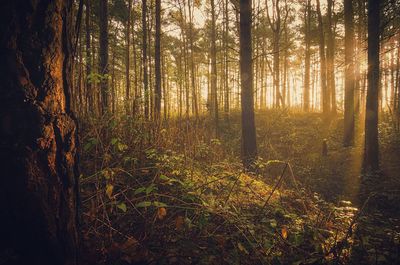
363,0,380,172
240,0,257,169
0,1,79,265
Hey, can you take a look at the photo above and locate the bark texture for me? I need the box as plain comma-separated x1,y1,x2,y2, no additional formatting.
0,1,79,264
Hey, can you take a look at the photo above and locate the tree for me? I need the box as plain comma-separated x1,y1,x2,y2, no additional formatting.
210,0,219,135
240,0,257,169
266,0,288,108
142,0,149,119
0,1,79,264
126,0,132,114
316,0,329,114
86,0,93,114
344,0,355,146
99,0,109,114
363,0,380,172
303,0,311,111
154,0,162,119
326,0,337,114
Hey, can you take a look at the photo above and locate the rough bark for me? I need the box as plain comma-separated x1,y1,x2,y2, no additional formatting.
240,0,257,169
0,1,79,264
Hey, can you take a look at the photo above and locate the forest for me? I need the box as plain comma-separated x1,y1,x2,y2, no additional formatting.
0,0,400,264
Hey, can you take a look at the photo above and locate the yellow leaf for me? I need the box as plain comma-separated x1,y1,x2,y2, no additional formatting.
281,226,288,239
106,184,114,199
157,207,167,220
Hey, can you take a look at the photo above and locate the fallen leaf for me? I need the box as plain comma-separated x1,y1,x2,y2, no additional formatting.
281,226,288,239
117,202,127,212
157,207,167,220
106,184,114,199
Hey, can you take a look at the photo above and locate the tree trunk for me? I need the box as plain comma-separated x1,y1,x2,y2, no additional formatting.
327,0,336,114
99,0,109,115
240,0,257,169
0,1,79,264
211,0,219,135
363,0,380,172
316,0,329,114
188,0,199,119
125,0,132,114
304,0,311,111
224,0,230,117
142,0,149,119
344,0,355,146
154,0,162,120
85,0,93,115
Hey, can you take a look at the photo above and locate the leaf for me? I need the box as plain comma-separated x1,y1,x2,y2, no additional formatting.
146,184,157,195
106,184,114,199
136,201,152,208
117,142,128,152
111,138,118,145
117,202,127,212
281,226,288,239
269,219,277,228
157,207,167,220
153,201,167,207
159,174,170,181
134,187,146,195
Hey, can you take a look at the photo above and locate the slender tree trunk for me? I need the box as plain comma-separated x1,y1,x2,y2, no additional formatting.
154,0,162,120
316,0,329,114
142,0,149,119
211,0,219,134
344,0,355,146
132,17,139,114
188,0,199,119
224,0,230,117
99,0,109,115
327,0,336,114
363,0,380,172
304,0,311,111
85,0,93,114
240,0,257,169
125,0,132,114
0,1,79,264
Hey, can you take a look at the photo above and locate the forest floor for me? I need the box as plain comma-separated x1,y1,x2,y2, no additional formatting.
79,110,400,265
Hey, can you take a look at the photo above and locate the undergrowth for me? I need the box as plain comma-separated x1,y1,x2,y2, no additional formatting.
79,111,377,265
